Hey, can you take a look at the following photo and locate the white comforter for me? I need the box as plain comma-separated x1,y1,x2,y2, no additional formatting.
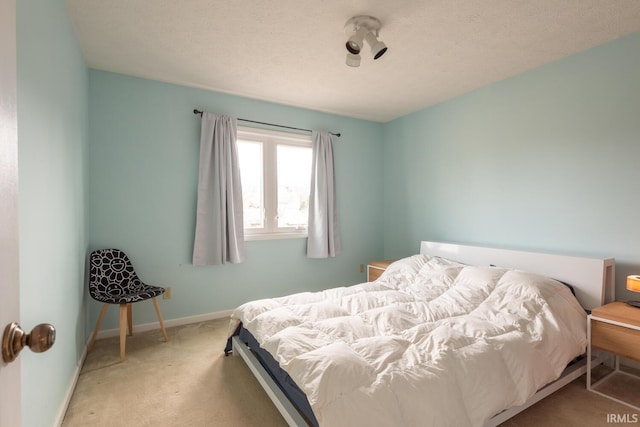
228,255,587,427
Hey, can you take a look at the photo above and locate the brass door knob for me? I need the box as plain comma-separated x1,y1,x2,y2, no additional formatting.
2,322,56,363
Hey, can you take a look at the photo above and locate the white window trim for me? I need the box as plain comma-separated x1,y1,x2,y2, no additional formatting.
237,126,312,241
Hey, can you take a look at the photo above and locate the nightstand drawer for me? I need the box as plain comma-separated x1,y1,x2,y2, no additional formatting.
591,319,640,362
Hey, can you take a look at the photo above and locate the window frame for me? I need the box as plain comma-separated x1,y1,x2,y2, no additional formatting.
237,126,313,241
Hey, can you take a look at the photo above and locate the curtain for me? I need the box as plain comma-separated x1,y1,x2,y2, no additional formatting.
307,131,341,258
192,113,245,265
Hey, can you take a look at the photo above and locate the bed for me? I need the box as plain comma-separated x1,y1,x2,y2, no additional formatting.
226,241,615,426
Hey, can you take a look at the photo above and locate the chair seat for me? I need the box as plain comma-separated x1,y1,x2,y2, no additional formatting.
90,248,166,304
92,283,165,304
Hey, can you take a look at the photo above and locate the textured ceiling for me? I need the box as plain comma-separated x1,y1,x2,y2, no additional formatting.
65,0,640,122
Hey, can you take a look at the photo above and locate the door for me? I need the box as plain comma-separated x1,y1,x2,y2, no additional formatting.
0,1,22,426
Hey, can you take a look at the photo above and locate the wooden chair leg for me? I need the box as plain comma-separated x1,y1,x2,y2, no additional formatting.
152,297,169,342
119,303,127,362
127,303,133,336
88,303,109,352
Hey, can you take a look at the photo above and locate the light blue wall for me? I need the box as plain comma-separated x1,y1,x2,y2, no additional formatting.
88,71,385,330
17,1,88,426
15,4,639,424
383,31,640,300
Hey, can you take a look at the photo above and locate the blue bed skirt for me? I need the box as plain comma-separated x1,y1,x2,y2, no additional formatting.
225,323,319,427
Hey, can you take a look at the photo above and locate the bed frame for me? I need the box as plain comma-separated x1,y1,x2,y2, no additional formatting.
232,241,615,426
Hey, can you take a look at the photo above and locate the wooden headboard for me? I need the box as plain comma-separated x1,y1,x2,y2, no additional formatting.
420,241,615,311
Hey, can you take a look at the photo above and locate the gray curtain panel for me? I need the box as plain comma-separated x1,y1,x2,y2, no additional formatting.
192,113,245,265
307,131,341,258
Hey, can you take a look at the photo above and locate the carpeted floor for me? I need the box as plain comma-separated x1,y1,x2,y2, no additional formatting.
62,319,640,426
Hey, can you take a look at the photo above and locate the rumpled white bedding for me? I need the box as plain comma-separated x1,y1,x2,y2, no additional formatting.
228,255,587,427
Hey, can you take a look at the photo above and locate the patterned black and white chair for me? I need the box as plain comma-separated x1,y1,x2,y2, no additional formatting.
87,248,169,361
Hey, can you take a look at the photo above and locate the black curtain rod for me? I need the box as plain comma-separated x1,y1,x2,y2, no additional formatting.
193,109,341,137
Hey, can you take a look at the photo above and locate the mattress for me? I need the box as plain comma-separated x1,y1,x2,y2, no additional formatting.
227,254,588,426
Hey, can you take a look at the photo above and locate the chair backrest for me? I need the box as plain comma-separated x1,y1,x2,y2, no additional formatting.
89,249,142,300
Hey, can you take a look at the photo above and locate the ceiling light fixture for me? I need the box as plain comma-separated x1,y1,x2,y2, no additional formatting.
345,53,361,67
344,15,388,67
346,26,368,55
364,31,388,60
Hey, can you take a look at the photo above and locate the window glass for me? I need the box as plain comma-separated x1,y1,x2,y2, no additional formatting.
236,127,312,240
277,144,311,229
237,140,264,229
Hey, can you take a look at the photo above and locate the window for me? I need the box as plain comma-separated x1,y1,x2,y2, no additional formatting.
237,127,312,240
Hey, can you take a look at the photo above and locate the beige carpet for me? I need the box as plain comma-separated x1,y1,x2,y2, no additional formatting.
62,319,640,426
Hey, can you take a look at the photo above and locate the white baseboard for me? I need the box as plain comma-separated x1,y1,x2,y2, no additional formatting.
621,357,640,371
94,308,234,339
55,343,88,427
